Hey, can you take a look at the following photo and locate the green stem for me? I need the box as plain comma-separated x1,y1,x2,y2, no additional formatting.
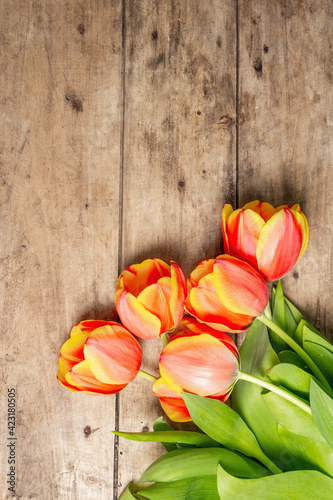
238,371,312,416
258,314,331,391
137,370,158,383
161,332,169,346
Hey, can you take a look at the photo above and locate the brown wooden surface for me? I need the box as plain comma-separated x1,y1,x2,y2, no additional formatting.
1,1,332,499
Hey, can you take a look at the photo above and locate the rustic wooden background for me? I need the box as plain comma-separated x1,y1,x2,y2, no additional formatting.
1,0,332,498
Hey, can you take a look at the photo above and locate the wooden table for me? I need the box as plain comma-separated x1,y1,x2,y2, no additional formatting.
1,1,332,498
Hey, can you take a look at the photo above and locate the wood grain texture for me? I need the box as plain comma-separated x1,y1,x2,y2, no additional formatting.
0,1,122,498
1,0,332,498
237,0,333,342
116,0,236,496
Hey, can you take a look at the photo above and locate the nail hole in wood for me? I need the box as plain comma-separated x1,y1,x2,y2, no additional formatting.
84,425,92,436
253,59,263,76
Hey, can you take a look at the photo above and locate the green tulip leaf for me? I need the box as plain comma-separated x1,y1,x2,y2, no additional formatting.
112,430,219,448
119,483,147,500
232,321,333,474
153,417,177,452
267,363,312,399
303,341,333,387
136,476,219,500
139,447,270,483
217,465,333,499
270,281,287,353
284,296,304,326
310,379,333,449
303,326,333,353
182,392,280,473
261,391,325,442
278,350,308,369
284,303,298,338
275,423,333,477
295,319,326,346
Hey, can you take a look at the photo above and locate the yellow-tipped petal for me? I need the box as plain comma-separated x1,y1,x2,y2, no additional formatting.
117,259,171,297
169,261,186,330
242,200,276,221
58,356,77,377
84,325,142,385
57,370,81,392
185,273,254,331
257,209,303,281
292,209,309,261
222,203,234,253
137,280,173,333
65,360,126,394
60,333,88,362
115,289,161,339
213,256,268,317
187,259,215,292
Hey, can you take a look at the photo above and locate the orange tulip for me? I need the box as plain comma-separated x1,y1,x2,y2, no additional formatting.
115,258,187,340
222,201,309,282
156,320,239,419
186,255,268,332
57,320,142,394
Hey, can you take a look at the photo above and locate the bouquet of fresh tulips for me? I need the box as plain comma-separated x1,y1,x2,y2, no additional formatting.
57,201,333,499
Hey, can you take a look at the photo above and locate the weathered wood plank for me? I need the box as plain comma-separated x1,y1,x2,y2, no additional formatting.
238,0,333,341
117,0,237,495
0,1,122,498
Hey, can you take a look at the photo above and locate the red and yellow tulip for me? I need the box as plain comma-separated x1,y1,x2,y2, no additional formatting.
186,255,268,332
154,319,240,421
115,258,187,340
57,320,142,394
222,201,309,282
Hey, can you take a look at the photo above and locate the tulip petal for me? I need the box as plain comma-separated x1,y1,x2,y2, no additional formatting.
66,360,126,394
57,370,81,392
257,209,303,281
115,289,161,339
159,397,192,422
175,318,239,358
242,201,276,222
136,280,173,333
58,355,77,377
186,273,254,331
71,320,119,337
60,333,88,362
187,259,215,292
222,204,234,253
226,209,265,269
169,261,186,330
159,334,239,397
293,209,309,262
213,256,268,317
153,379,192,422
117,259,170,297
84,325,142,384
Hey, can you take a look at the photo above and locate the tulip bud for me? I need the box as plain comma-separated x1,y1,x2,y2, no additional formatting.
222,201,309,282
185,255,269,332
115,258,187,340
57,320,142,394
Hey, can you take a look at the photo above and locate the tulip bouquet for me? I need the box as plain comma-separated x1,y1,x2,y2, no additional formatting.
57,201,333,499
